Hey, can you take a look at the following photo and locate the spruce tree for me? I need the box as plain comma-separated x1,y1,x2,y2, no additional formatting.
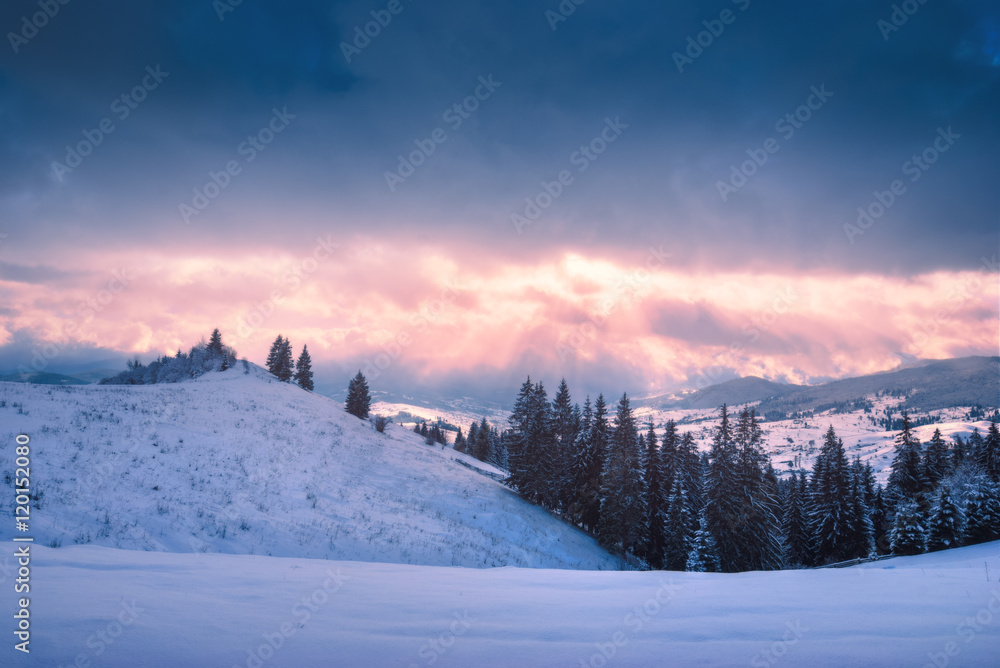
807,426,855,564
733,407,783,571
889,502,926,556
783,471,810,567
923,428,950,488
887,412,924,501
453,427,467,454
550,379,576,511
473,417,492,461
926,484,963,552
663,472,693,571
980,421,1000,483
844,457,875,559
643,422,667,569
208,328,224,356
963,479,1000,545
345,371,371,419
704,405,742,572
686,510,720,573
293,344,314,391
597,394,647,558
578,394,609,533
266,335,284,376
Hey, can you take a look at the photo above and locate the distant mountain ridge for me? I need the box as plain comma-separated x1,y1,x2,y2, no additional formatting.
643,356,999,416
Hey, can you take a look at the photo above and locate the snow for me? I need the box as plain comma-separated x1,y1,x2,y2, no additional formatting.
0,368,615,569
1,541,997,667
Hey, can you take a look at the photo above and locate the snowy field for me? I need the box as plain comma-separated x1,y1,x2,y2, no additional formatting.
0,368,615,569
1,540,997,667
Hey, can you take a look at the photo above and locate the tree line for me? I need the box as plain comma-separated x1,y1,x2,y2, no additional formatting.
495,376,1000,571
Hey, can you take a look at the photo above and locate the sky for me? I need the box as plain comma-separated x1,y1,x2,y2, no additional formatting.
0,0,997,402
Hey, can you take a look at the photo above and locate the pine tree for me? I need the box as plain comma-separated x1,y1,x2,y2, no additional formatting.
675,431,703,530
732,407,783,571
783,472,810,567
208,328,224,356
923,428,950,489
597,393,647,558
345,371,371,419
473,417,491,461
889,502,926,556
266,335,284,376
686,510,720,573
887,412,924,501
507,378,537,500
926,484,963,552
663,472,693,571
293,344,314,391
466,421,479,456
807,426,855,564
549,379,576,511
453,427,467,454
575,395,608,533
643,422,667,569
844,457,875,560
963,479,1000,546
980,421,1000,483
704,405,742,572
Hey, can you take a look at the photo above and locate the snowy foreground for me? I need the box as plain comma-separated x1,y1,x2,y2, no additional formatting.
3,541,998,667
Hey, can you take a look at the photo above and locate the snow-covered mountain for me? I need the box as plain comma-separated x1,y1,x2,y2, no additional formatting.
0,365,616,569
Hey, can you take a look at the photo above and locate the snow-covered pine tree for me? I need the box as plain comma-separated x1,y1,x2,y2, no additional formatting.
578,394,609,533
807,426,855,564
550,379,577,511
597,393,647,558
733,407,783,571
963,479,1000,546
506,377,536,500
783,471,810,567
473,417,492,461
686,509,720,573
704,405,742,572
293,344,314,391
643,421,667,569
844,457,875,560
663,472,693,571
345,370,371,419
889,502,926,556
979,421,1000,483
926,484,963,552
675,430,703,531
453,427,467,454
887,412,924,501
923,428,950,489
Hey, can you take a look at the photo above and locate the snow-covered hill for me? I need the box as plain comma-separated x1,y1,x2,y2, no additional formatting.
0,366,616,569
5,539,998,667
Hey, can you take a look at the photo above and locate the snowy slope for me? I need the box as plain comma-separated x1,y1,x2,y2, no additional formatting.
0,367,616,569
3,540,997,667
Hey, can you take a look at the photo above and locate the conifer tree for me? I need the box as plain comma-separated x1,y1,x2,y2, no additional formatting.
923,428,950,488
643,422,667,569
663,472,693,571
807,426,855,564
576,395,608,533
686,510,720,573
844,457,875,559
887,412,924,501
980,421,1000,483
473,417,492,461
597,394,647,557
208,328,224,356
293,344,314,391
889,502,926,555
266,335,284,376
453,427,467,454
733,407,783,571
550,379,577,511
704,404,742,572
783,471,810,567
345,370,371,419
926,484,963,552
963,480,1000,545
